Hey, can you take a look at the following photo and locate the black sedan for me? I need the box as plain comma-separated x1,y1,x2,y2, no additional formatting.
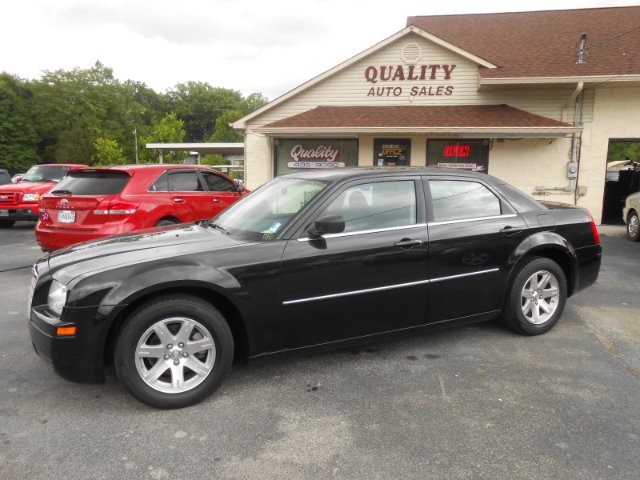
28,168,602,408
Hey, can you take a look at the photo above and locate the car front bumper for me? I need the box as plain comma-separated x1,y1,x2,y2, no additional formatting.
0,204,39,221
29,305,107,383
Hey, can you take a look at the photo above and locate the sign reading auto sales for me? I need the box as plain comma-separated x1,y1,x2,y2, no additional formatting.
364,64,456,97
287,144,345,169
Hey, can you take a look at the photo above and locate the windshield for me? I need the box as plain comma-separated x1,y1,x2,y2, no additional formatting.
21,165,70,183
213,177,329,241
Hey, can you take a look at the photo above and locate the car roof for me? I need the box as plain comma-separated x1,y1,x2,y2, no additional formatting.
284,167,506,186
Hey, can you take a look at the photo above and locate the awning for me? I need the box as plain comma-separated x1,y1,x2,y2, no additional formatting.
256,105,579,138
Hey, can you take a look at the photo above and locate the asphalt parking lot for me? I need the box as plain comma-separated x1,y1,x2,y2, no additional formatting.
1,222,639,480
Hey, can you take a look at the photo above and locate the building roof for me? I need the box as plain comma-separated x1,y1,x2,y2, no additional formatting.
407,6,640,79
258,105,577,137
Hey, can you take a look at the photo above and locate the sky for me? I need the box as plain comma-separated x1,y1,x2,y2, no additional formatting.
2,0,637,100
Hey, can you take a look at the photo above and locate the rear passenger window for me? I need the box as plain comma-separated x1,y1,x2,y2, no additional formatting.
168,171,203,191
51,171,130,195
429,180,501,222
149,172,169,192
199,171,236,192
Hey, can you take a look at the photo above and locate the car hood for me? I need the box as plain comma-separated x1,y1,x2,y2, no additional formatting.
0,181,55,194
47,223,249,285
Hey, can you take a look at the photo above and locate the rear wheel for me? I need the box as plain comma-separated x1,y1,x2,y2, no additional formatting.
502,257,567,335
155,218,179,227
114,295,233,409
627,211,640,242
0,220,15,228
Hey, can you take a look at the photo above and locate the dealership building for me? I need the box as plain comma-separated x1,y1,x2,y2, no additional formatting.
233,6,640,224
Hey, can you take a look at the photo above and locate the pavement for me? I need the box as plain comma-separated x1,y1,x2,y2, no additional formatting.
0,221,639,480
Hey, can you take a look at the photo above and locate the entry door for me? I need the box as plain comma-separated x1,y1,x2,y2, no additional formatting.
167,170,214,221
277,178,429,351
425,178,528,321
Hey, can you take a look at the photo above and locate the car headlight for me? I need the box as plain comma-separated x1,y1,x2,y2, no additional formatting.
47,279,67,316
23,193,41,202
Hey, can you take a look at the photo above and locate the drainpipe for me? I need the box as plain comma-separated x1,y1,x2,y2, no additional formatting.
533,82,584,199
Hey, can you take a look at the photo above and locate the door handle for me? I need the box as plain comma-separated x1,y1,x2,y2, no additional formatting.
500,226,522,237
394,238,423,248
173,198,185,204
212,198,221,203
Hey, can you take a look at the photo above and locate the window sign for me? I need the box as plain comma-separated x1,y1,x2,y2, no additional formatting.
374,139,411,166
427,139,489,172
275,139,358,176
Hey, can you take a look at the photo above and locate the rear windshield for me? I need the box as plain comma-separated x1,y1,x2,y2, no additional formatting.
22,165,71,183
51,171,130,195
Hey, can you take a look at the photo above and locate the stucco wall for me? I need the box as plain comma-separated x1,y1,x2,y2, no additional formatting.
578,86,640,223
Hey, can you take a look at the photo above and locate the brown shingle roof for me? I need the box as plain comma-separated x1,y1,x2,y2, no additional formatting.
261,105,573,129
407,6,640,78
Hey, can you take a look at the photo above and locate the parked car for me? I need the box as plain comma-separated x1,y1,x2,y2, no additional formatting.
0,164,86,228
623,191,640,241
0,169,11,185
28,168,602,408
35,164,248,250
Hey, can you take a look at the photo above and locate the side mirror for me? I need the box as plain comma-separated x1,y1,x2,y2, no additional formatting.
308,215,345,238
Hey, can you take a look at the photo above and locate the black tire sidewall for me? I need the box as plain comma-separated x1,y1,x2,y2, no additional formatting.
506,257,567,335
114,295,233,409
155,219,178,227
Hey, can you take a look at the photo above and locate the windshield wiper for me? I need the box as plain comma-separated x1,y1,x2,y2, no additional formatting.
209,222,229,234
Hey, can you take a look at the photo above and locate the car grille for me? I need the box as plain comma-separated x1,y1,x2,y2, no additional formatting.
0,191,19,205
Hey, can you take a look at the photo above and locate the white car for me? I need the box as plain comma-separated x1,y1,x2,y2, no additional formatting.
623,192,640,241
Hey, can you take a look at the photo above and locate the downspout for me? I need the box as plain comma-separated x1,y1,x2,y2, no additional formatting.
533,81,584,198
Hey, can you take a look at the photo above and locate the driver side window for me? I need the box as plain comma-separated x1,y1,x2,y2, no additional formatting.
321,181,417,233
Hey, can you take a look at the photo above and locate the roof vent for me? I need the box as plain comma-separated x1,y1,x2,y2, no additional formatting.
401,44,422,64
577,32,587,64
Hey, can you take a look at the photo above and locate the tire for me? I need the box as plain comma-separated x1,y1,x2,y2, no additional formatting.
114,295,234,409
502,257,567,336
155,218,179,227
0,220,15,228
627,211,640,242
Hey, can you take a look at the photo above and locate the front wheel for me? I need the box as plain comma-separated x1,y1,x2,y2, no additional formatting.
502,257,567,335
114,295,234,409
627,211,640,242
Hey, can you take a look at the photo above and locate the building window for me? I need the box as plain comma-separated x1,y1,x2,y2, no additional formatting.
374,139,411,166
427,139,489,173
275,139,359,176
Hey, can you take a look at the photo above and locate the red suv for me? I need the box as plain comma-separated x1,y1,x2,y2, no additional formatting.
35,164,249,250
0,164,86,228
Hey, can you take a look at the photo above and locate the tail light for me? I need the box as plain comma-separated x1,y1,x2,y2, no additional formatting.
94,199,138,216
588,211,600,245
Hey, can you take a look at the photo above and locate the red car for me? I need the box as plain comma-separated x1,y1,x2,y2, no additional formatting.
0,164,86,228
35,164,249,250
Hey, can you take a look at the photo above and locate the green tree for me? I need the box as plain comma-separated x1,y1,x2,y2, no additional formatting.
208,109,244,142
0,73,38,173
140,113,186,163
608,141,640,162
94,137,126,165
243,92,269,114
167,82,244,141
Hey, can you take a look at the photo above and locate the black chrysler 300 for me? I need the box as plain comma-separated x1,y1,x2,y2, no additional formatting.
28,168,601,408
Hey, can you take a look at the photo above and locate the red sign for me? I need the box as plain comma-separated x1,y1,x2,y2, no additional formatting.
443,145,471,157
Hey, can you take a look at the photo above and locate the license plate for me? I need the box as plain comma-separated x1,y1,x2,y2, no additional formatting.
58,210,76,223
0,209,8,217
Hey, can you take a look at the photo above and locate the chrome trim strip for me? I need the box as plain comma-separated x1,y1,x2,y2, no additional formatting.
283,279,431,305
298,223,427,242
430,268,499,284
428,214,517,227
283,268,499,305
